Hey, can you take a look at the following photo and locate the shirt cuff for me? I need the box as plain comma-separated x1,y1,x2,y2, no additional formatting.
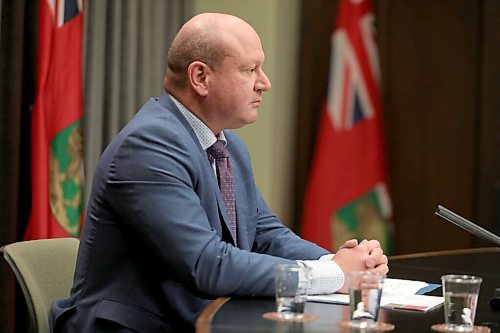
297,259,344,295
318,253,334,261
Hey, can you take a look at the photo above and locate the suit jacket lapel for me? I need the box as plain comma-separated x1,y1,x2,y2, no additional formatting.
233,170,249,250
160,92,240,246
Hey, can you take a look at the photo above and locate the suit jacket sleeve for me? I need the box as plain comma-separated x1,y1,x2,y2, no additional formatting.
100,98,328,300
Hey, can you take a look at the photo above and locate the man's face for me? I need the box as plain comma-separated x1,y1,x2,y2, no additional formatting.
206,32,272,131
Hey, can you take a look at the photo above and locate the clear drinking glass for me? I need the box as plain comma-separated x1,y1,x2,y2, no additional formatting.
274,264,311,320
346,271,385,329
441,274,482,332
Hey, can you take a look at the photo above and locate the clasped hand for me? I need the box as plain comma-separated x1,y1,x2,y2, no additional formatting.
332,239,389,293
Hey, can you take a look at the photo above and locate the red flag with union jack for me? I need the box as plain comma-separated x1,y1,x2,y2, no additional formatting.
302,0,393,253
25,0,84,239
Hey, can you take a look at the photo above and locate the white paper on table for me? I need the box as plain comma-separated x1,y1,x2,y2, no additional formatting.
307,278,444,312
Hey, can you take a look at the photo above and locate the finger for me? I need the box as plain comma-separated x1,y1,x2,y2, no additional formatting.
366,257,375,268
366,248,383,267
374,264,389,275
357,239,370,251
379,254,388,265
365,239,381,252
370,247,383,259
339,239,358,249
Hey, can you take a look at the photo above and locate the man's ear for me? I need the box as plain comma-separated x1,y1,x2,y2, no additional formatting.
187,61,209,96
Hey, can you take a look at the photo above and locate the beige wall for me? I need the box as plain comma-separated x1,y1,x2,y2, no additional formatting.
193,0,300,227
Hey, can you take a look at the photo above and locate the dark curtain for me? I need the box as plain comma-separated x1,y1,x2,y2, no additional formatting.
0,0,37,331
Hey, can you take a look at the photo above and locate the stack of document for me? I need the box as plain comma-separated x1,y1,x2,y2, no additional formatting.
308,278,443,312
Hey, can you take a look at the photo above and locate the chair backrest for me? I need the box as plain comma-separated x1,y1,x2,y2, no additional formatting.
1,238,79,333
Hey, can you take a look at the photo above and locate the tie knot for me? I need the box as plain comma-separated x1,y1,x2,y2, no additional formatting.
207,140,229,159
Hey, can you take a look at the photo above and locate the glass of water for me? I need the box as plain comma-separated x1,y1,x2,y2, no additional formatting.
274,264,311,320
441,274,482,332
346,271,385,329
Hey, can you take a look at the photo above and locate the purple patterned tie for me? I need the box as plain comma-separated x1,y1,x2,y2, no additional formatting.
207,141,237,244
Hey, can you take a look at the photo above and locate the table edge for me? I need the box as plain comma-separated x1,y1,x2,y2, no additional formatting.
389,247,499,260
196,296,231,333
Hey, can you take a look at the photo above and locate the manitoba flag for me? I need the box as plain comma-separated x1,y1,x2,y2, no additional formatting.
25,0,84,239
302,0,393,253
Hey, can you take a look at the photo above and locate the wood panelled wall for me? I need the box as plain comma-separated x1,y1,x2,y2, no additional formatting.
295,0,500,255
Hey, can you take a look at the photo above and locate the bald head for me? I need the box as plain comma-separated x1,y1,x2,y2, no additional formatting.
163,13,271,133
164,13,259,89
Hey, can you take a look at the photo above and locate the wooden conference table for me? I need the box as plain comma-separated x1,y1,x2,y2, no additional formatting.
196,248,500,333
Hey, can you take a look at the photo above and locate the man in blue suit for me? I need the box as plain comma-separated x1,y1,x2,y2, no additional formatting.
50,12,388,332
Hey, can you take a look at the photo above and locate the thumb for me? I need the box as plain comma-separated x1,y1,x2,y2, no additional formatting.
339,239,358,249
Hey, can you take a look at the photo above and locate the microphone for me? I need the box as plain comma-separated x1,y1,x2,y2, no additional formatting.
436,205,500,312
435,205,500,247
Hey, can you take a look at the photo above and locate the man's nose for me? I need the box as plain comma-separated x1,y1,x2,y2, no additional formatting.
256,71,272,92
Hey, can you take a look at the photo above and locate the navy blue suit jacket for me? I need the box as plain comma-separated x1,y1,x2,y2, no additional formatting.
50,93,329,332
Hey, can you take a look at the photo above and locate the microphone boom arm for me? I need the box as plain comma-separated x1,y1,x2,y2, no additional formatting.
435,205,500,247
